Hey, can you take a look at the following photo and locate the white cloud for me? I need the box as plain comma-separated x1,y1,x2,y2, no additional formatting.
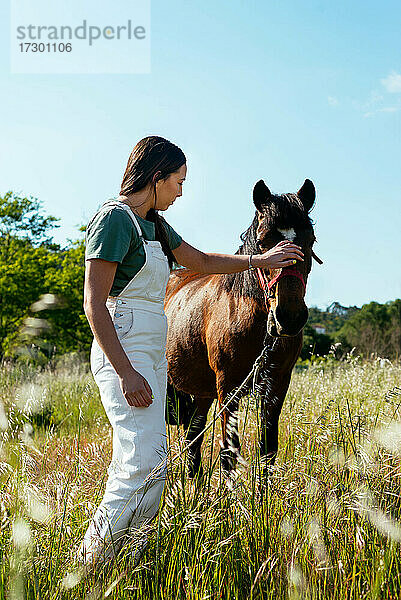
327,96,339,107
364,106,400,118
362,85,401,117
349,72,401,117
381,72,401,93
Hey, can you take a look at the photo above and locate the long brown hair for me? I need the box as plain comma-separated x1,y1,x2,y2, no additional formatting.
120,136,186,267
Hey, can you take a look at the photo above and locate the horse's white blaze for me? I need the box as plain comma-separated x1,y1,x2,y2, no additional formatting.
278,228,296,241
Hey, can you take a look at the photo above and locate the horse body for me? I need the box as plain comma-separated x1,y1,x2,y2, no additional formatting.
166,274,265,397
165,179,319,478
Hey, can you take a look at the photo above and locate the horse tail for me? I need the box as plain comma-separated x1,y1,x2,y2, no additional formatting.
165,382,196,426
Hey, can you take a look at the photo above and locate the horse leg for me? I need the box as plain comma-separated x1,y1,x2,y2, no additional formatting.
217,378,241,478
182,401,211,479
166,384,206,477
258,373,291,478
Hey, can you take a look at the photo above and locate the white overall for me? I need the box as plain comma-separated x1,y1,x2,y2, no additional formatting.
80,201,170,564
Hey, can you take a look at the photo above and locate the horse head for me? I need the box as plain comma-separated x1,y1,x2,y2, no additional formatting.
253,179,321,337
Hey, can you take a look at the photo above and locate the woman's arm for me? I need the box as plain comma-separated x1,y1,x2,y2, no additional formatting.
172,240,304,273
84,259,153,407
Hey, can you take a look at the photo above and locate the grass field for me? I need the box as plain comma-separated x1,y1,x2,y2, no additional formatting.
1,352,401,599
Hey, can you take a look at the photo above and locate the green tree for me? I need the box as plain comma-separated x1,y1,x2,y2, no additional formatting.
300,323,332,360
0,192,91,358
42,237,92,354
0,191,59,241
338,300,401,359
302,303,361,359
0,193,61,355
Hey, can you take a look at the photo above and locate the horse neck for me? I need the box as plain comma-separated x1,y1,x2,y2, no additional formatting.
220,216,268,312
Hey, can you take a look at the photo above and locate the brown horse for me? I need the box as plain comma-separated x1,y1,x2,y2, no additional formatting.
164,178,320,478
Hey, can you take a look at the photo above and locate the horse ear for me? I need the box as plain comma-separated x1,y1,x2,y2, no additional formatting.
253,180,272,211
297,179,315,212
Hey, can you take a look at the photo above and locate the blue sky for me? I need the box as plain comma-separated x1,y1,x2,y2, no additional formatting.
1,0,400,309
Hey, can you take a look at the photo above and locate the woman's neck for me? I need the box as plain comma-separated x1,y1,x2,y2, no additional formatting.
118,188,154,219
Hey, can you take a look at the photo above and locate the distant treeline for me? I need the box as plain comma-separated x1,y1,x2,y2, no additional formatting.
1,192,400,362
304,300,401,360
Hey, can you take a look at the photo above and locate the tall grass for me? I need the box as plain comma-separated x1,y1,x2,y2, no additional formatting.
1,353,401,599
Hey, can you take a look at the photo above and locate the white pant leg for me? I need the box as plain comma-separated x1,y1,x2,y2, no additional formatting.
79,354,167,564
127,357,168,556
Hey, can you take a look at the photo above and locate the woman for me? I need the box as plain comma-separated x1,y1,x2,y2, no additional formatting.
80,136,304,566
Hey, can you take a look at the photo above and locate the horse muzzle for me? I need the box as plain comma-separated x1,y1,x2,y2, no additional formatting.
267,303,308,337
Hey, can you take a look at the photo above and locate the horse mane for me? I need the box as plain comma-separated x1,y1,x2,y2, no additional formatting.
219,213,264,302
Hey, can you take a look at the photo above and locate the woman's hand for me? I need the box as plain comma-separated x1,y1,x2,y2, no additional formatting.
255,241,304,269
119,368,154,407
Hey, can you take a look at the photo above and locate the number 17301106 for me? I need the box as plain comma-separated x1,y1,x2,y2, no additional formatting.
19,42,72,52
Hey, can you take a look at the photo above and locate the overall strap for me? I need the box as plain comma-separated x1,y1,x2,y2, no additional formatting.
105,200,144,239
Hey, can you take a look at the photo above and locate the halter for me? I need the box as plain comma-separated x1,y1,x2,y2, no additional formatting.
255,267,306,310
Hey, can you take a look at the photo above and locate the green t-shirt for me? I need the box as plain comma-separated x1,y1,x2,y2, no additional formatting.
85,202,183,296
